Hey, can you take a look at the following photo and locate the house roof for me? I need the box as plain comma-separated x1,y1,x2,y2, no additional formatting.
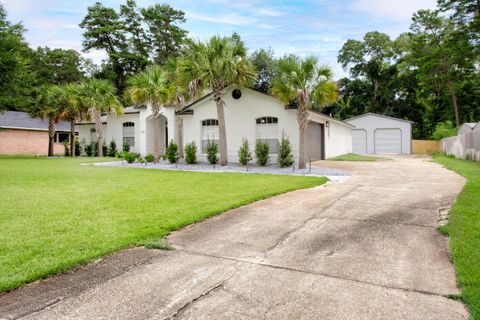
75,106,140,125
461,123,477,129
0,111,71,131
344,112,414,124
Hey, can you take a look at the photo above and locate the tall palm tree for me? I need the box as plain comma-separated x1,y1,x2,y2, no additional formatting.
179,36,256,166
272,55,338,169
30,85,67,156
62,83,83,157
124,66,175,163
77,79,123,157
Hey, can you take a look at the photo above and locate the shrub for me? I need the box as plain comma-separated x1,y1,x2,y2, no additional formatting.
238,138,252,166
206,140,218,165
108,140,117,157
165,140,179,164
74,139,81,156
85,142,97,157
124,152,137,163
255,141,269,166
432,121,458,140
144,153,154,163
277,131,294,167
62,141,70,156
102,141,108,157
123,140,130,152
184,142,197,164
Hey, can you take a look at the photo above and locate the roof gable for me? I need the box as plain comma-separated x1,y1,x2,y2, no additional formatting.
345,112,414,124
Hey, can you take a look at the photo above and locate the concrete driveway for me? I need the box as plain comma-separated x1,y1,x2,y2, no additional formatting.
0,156,469,319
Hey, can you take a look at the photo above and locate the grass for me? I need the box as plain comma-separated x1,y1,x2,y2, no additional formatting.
329,153,388,161
434,154,480,319
0,157,326,292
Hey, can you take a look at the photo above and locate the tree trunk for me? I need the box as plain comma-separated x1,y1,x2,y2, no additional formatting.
48,118,55,157
215,98,228,166
152,116,161,163
176,115,184,159
447,80,461,128
70,120,75,157
297,104,309,169
94,110,103,157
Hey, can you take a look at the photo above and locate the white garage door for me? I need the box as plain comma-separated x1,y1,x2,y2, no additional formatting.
374,129,402,154
352,129,367,154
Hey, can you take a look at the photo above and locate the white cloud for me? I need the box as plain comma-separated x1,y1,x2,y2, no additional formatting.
186,11,257,26
351,0,437,21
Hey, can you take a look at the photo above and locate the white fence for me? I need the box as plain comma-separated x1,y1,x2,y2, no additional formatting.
441,127,480,161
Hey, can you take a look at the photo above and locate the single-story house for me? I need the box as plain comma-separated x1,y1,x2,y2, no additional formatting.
0,111,72,155
345,113,413,154
458,122,478,135
76,87,353,163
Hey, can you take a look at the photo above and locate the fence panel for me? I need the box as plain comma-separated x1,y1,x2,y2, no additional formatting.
412,140,440,154
440,128,480,161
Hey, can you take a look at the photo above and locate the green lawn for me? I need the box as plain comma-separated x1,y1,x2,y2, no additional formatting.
329,153,387,161
0,157,326,292
434,155,480,319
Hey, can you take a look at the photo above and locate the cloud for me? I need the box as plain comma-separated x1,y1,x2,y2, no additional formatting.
186,11,257,26
350,0,437,21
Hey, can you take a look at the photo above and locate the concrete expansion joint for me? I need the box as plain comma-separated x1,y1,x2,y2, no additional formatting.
322,216,436,229
175,249,454,301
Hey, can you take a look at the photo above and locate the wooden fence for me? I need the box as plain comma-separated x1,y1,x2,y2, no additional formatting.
412,140,440,155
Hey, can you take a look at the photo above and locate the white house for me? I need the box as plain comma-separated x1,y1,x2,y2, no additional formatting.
345,113,413,155
76,87,353,163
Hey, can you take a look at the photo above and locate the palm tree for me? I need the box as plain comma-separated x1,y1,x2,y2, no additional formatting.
30,85,67,156
124,66,175,163
272,55,338,169
179,36,256,166
62,83,84,157
77,79,123,157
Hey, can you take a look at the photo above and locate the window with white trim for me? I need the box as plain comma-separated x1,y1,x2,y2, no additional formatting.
201,119,219,153
54,132,70,143
123,122,135,147
256,117,278,154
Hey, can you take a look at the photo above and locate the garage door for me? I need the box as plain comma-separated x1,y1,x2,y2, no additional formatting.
352,129,367,154
374,129,402,154
307,123,324,161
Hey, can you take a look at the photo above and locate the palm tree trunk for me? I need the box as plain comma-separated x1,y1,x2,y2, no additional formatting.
70,120,75,157
48,118,55,157
447,80,461,128
215,98,228,166
176,115,184,159
94,110,103,157
297,104,309,169
152,116,161,163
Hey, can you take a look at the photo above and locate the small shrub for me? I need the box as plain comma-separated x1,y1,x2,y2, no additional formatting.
432,121,458,140
277,131,294,167
123,140,130,152
124,152,137,163
75,139,81,156
85,142,97,157
184,142,197,164
255,141,269,166
62,141,70,156
108,140,117,157
144,153,154,163
206,140,218,165
238,138,252,166
102,141,108,157
115,151,125,158
165,140,179,164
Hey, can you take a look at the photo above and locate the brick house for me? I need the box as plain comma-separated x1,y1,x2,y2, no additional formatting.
0,111,73,155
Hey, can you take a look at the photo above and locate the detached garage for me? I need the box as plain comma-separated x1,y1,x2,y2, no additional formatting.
345,113,412,154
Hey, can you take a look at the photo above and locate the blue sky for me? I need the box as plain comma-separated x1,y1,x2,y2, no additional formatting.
1,0,437,78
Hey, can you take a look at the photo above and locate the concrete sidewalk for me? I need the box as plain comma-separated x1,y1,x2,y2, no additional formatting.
0,156,469,319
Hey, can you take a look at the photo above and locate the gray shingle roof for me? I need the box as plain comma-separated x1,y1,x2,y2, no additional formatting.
0,111,71,131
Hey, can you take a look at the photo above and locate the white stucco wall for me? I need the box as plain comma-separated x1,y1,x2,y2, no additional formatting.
182,87,352,163
345,114,412,154
105,113,141,153
76,123,107,145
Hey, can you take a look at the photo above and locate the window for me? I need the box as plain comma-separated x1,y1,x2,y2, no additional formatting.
90,128,96,143
54,132,70,143
123,122,135,147
256,117,278,154
201,119,219,153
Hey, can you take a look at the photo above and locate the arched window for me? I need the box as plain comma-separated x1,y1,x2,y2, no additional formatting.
123,122,135,147
256,117,278,154
90,128,96,143
201,119,219,153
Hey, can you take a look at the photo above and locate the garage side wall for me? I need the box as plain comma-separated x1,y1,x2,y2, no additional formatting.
346,115,411,154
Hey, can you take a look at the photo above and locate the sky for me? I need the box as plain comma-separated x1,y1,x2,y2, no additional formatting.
0,0,437,79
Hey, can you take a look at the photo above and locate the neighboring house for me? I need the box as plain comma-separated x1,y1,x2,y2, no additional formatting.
0,111,72,155
76,87,353,162
345,113,413,155
458,122,478,135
